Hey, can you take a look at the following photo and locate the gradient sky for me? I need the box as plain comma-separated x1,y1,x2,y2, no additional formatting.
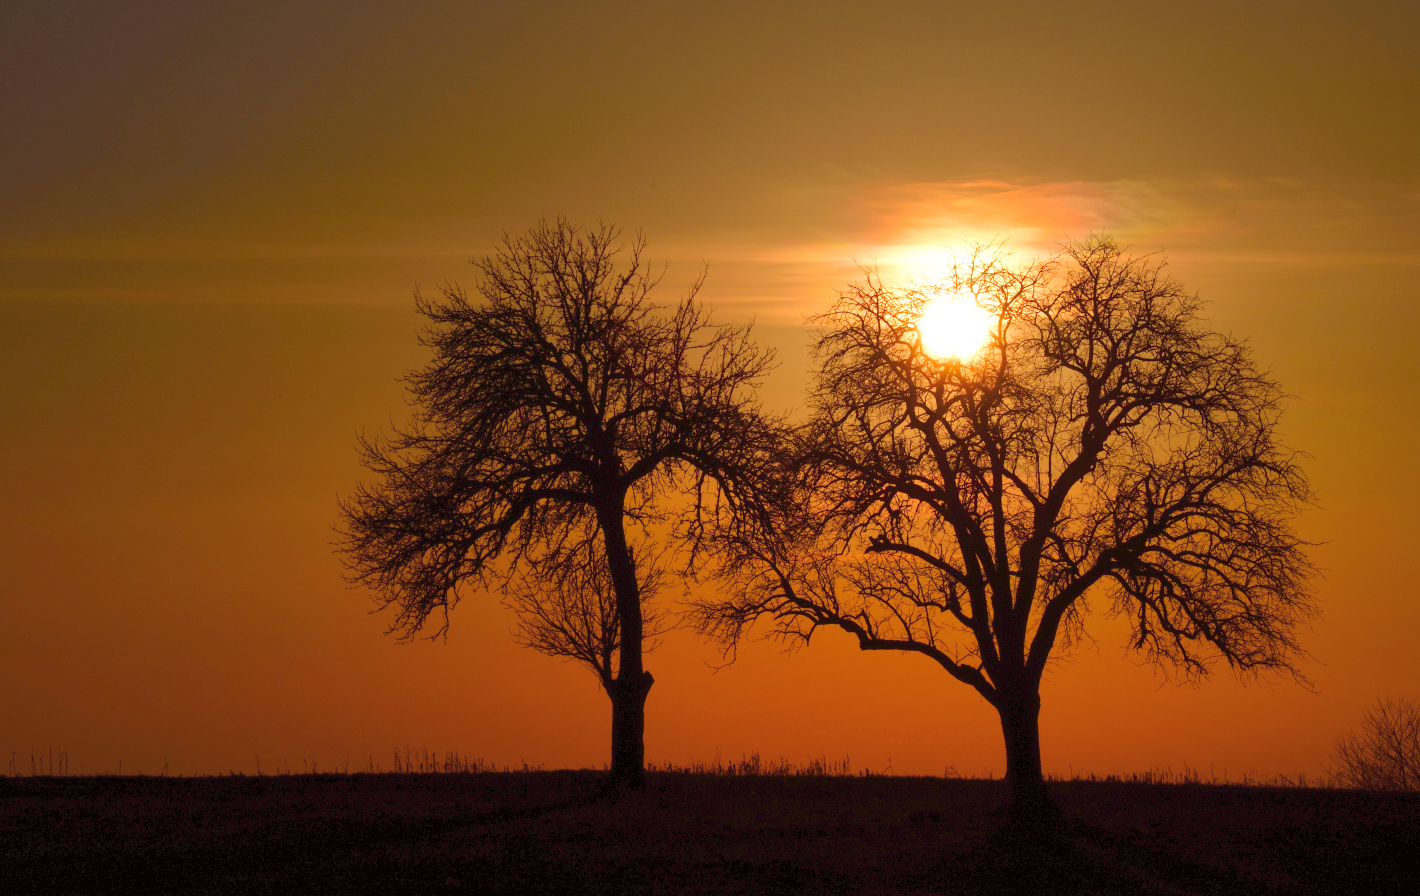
3,1,1419,779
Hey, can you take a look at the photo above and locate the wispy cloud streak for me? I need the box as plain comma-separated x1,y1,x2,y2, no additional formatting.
661,178,1420,322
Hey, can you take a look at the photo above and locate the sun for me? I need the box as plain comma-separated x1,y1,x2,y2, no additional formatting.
917,293,993,361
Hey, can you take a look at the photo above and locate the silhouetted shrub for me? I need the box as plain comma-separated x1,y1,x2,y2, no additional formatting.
1331,696,1420,791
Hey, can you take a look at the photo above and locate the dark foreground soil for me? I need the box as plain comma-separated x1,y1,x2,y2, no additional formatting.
2,772,1417,895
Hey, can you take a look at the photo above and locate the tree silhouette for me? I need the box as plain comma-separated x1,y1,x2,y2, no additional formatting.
339,219,779,787
696,238,1316,817
1331,697,1420,791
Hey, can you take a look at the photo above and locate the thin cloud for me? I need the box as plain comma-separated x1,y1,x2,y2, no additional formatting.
663,177,1420,323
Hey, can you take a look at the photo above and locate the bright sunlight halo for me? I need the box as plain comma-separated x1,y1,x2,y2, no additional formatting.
917,294,993,361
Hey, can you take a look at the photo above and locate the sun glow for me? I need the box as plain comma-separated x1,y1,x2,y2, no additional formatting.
917,294,993,361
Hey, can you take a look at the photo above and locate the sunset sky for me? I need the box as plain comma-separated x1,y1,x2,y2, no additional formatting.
3,1,1419,779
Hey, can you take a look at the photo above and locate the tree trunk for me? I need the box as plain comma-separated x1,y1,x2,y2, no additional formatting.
599,500,651,788
996,689,1055,822
609,669,654,787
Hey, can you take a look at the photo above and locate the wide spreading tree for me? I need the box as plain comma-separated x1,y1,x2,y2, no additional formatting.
696,238,1316,817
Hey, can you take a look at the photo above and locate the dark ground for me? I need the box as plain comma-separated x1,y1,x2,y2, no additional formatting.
2,771,1417,894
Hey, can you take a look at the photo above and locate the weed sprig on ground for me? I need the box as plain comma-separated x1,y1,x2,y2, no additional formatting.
8,747,68,777
388,747,541,775
647,752,857,777
1046,765,1317,789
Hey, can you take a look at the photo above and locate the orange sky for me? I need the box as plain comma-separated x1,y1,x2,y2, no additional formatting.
3,1,1419,779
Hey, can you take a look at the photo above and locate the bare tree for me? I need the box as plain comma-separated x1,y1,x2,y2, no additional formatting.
1331,697,1420,791
696,238,1316,818
338,219,780,787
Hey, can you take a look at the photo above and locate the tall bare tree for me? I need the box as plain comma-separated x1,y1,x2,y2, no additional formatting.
339,219,780,787
696,238,1316,817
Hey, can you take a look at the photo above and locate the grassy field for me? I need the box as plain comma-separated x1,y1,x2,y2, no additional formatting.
3,769,1417,894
